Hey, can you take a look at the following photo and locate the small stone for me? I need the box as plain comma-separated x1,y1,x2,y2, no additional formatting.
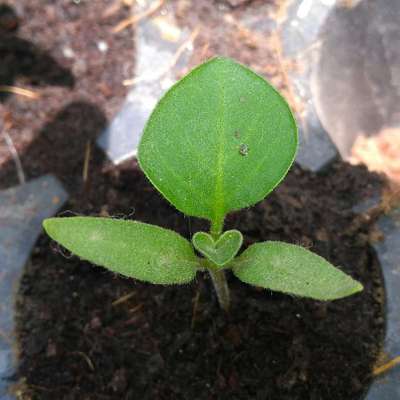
62,46,75,59
109,368,127,393
89,316,102,330
52,195,60,205
228,370,239,390
72,59,87,75
313,303,328,319
315,228,329,242
146,353,164,375
351,377,363,392
99,205,110,217
224,325,241,347
46,342,57,357
368,226,385,244
97,41,108,53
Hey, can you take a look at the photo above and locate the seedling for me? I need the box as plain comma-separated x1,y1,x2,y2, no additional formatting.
43,57,362,311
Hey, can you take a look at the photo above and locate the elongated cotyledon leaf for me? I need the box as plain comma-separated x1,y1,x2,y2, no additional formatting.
138,57,298,224
232,241,363,300
43,217,200,284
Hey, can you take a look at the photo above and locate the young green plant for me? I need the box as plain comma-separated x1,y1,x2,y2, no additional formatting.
43,57,363,311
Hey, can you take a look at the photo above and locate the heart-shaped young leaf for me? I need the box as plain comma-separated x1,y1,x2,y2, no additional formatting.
43,217,200,284
192,230,243,267
232,241,363,300
138,57,297,226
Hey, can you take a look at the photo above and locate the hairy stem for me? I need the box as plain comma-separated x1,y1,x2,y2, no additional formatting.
207,217,230,311
208,267,230,312
210,217,224,239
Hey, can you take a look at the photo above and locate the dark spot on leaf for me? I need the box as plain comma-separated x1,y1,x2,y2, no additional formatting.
239,144,249,156
234,130,240,139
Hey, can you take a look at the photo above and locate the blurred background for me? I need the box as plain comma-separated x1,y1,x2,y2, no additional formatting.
1,0,399,189
1,1,399,398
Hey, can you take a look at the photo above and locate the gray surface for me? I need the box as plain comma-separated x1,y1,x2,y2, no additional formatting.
100,0,339,172
281,0,339,172
352,189,400,398
282,0,400,161
311,0,400,157
238,1,338,172
282,1,400,395
0,175,68,399
295,103,338,172
3,1,397,398
97,1,192,164
367,209,400,399
281,0,333,58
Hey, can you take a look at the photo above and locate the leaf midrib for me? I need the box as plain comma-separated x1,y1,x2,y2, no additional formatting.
214,72,226,224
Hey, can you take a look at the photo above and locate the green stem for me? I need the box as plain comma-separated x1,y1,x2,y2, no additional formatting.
207,263,230,312
210,216,224,239
207,216,230,311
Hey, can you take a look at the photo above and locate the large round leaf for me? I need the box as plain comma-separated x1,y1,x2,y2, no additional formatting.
138,57,298,223
43,217,199,284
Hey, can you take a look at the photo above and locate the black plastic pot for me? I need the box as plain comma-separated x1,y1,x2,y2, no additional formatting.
1,0,399,397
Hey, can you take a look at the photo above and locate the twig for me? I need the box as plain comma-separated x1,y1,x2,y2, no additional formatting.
1,112,26,184
26,384,54,392
0,85,41,100
70,351,95,371
123,25,200,86
166,26,200,74
373,355,400,376
112,291,136,306
223,14,264,47
2,131,25,183
275,0,292,23
82,140,91,183
191,288,201,329
102,0,124,19
129,303,144,313
124,314,141,325
112,0,165,34
293,39,322,61
102,0,136,19
199,42,210,62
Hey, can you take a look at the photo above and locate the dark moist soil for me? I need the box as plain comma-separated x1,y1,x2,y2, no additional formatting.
0,0,135,178
1,1,386,399
15,158,386,400
174,0,296,105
